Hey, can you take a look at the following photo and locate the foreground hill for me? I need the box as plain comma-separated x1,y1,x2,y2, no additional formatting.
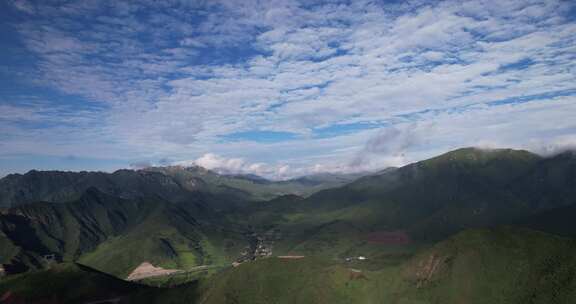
0,262,201,304
3,227,574,304
198,227,576,304
0,263,150,304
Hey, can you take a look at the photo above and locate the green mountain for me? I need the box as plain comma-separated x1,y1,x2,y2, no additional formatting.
145,166,365,200
246,148,576,259
0,166,365,209
2,147,576,303
0,188,248,277
3,147,576,275
516,203,576,238
0,169,196,208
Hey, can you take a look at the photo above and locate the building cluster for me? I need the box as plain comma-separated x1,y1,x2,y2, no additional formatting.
233,229,282,266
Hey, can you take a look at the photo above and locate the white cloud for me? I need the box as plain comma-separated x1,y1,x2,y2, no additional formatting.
1,0,575,176
174,153,295,180
10,0,35,14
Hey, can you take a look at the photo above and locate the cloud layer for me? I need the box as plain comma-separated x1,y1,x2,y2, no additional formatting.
1,0,575,178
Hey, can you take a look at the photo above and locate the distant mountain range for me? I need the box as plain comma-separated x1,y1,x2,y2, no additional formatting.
1,147,576,303
0,165,366,208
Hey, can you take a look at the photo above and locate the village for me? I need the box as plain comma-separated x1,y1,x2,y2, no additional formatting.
233,229,282,266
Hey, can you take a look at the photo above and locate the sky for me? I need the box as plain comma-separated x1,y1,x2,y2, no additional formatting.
0,0,575,179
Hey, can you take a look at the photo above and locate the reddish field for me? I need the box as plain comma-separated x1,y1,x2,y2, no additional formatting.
366,231,412,245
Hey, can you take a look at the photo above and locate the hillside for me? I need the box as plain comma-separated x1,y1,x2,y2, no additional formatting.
145,166,365,200
399,227,576,303
0,262,202,304
0,263,149,304
197,227,576,304
5,227,562,304
0,166,364,208
2,147,576,290
516,203,576,237
0,188,249,277
244,148,576,259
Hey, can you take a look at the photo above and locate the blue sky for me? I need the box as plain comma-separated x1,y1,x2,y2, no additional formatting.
1,0,575,179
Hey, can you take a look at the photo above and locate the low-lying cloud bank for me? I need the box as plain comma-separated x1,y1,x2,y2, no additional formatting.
167,131,576,180
172,153,363,180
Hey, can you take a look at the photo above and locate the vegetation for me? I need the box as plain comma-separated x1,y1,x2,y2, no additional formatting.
1,147,576,303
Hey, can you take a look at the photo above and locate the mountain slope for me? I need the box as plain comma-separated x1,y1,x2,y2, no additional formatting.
145,166,365,200
0,189,248,277
0,262,205,304
192,227,576,304
4,227,573,304
251,148,576,258
0,166,365,209
2,147,576,280
0,169,194,208
399,227,576,303
516,203,576,237
0,263,150,304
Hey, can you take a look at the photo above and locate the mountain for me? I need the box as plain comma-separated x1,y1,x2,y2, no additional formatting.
2,147,576,302
249,147,576,259
0,169,196,208
511,150,576,209
0,188,249,277
0,166,368,276
516,203,576,237
3,147,576,275
280,172,372,187
0,166,366,209
145,166,365,200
